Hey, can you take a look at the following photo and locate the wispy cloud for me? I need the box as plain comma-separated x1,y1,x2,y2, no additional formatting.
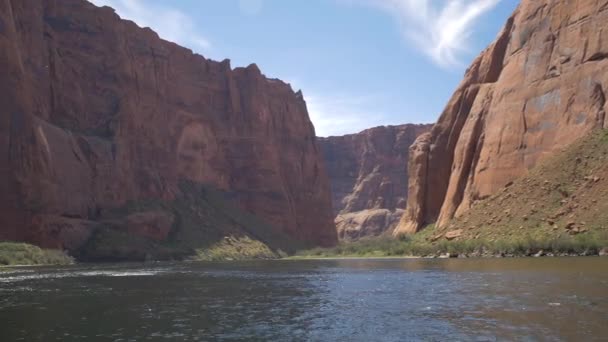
345,0,501,68
89,0,211,52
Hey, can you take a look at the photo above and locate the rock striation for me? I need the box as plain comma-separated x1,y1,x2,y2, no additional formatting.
395,0,608,235
319,124,431,240
0,0,337,257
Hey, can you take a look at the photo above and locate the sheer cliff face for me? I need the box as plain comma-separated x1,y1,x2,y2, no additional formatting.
0,0,336,250
395,0,608,235
320,125,431,240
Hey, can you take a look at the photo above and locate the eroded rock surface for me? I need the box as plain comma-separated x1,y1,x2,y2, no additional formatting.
0,0,336,257
395,0,608,235
319,125,431,240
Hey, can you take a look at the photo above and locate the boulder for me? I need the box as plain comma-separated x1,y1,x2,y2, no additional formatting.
444,229,463,240
335,209,404,241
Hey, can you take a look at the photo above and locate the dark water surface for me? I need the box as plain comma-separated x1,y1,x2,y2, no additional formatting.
1,258,607,341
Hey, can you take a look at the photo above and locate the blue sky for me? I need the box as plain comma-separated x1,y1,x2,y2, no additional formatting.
89,0,519,136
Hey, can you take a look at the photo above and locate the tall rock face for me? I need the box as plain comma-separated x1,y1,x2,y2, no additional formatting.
320,124,431,240
395,0,608,235
0,0,337,256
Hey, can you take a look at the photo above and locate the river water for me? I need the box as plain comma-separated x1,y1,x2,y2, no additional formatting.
0,258,607,341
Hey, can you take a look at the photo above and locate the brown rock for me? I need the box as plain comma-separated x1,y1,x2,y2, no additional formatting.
334,209,404,241
392,133,433,236
397,0,608,233
429,234,443,243
439,252,457,258
319,124,431,239
444,229,463,240
0,0,337,251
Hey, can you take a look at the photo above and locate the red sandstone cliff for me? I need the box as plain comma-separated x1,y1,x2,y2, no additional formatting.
395,0,608,235
0,0,337,257
320,124,431,240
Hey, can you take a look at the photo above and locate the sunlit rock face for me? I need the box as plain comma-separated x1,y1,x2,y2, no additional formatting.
0,0,337,250
319,124,431,240
395,0,608,235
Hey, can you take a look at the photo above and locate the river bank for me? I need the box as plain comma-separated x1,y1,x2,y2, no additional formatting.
293,234,608,259
3,232,608,267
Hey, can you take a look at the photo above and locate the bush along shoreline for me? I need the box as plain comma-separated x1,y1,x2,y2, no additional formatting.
2,234,607,265
0,242,74,266
293,234,608,259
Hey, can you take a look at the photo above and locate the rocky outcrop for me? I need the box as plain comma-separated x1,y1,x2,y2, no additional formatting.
395,0,608,235
0,0,337,258
319,124,431,239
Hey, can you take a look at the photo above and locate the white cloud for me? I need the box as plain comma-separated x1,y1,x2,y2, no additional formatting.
304,92,392,137
284,77,394,137
346,0,501,68
89,0,211,52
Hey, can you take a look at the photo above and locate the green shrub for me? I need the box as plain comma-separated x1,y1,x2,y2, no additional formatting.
0,242,73,266
293,233,608,258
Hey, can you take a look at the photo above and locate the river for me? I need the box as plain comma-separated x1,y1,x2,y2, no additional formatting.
1,258,607,341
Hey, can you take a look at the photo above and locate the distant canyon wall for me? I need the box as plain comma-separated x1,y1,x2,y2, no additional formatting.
319,124,431,239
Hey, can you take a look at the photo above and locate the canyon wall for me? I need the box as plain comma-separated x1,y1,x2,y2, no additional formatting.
0,0,337,257
395,0,608,235
320,124,431,239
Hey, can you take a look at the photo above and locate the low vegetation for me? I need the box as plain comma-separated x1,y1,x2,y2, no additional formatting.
294,231,608,258
0,242,73,266
193,236,286,261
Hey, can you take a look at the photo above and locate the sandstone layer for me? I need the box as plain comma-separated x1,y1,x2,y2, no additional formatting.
0,0,337,259
320,124,431,240
395,0,608,235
